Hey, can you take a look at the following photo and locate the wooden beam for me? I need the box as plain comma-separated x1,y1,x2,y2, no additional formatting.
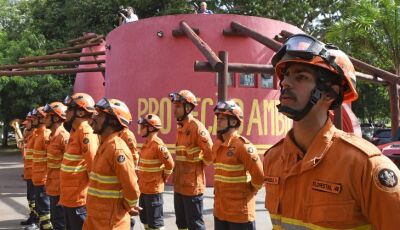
0,60,105,70
0,67,105,76
194,61,274,74
67,34,98,44
218,51,228,101
177,21,223,71
225,21,282,51
389,83,399,139
47,42,103,55
18,51,105,63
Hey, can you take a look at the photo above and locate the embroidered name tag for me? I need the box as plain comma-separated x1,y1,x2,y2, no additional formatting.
264,176,279,185
312,180,341,194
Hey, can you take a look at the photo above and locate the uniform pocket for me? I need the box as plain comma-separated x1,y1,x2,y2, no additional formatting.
305,200,355,223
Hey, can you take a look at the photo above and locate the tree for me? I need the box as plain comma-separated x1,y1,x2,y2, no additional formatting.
326,0,400,124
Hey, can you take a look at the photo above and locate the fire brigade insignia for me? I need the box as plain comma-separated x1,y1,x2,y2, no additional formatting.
200,130,207,137
159,146,168,153
128,138,133,143
83,138,89,144
247,146,255,154
374,165,400,192
227,147,234,156
117,155,126,163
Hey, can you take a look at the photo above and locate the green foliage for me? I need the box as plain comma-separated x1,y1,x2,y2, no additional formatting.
326,0,400,123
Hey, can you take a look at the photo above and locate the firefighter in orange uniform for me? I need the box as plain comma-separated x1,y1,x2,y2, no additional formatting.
212,100,264,229
263,34,400,229
43,102,69,230
59,93,99,230
119,126,139,166
83,98,141,230
30,106,52,230
137,114,174,230
169,90,213,230
21,111,39,228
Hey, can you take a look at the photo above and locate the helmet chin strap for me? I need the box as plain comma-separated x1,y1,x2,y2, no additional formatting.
277,87,322,121
176,104,193,122
216,117,239,139
97,115,110,135
141,126,156,138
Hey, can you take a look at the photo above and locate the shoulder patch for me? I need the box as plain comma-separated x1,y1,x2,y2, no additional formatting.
159,145,168,153
264,138,284,157
339,133,381,158
199,130,207,137
82,138,89,144
373,163,400,193
117,155,126,163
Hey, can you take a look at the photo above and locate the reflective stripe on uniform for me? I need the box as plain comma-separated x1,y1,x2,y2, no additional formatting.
47,163,61,168
139,158,162,164
214,174,251,183
186,147,201,155
270,214,373,230
214,163,244,171
251,181,263,189
87,187,123,199
33,150,46,155
32,158,47,162
125,197,138,207
63,153,84,161
138,166,163,173
25,155,34,159
89,172,119,184
47,153,62,161
175,155,201,163
164,169,173,174
39,214,51,221
60,164,87,173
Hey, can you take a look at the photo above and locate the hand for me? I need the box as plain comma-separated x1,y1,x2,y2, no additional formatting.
128,206,142,216
162,173,170,183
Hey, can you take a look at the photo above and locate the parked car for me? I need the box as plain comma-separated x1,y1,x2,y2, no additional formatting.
381,142,400,169
361,123,375,141
371,128,400,145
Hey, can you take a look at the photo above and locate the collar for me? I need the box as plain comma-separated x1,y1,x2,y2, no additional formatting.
283,119,337,173
177,114,193,131
221,131,239,147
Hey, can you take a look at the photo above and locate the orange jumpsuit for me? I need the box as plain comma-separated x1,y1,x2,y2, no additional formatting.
46,125,69,196
24,129,36,180
83,132,140,230
174,115,213,196
138,135,174,194
59,120,98,207
32,125,51,186
213,132,264,223
263,119,400,230
119,127,139,166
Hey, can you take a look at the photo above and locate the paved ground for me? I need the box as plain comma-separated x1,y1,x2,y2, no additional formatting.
0,148,272,230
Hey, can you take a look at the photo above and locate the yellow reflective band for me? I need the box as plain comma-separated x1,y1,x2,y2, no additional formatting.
138,166,163,173
271,214,373,230
25,148,33,153
88,187,123,199
125,197,138,207
39,214,51,221
32,158,47,162
214,174,251,183
176,145,186,151
43,223,53,229
139,158,162,164
214,163,244,172
164,169,173,174
89,172,119,184
61,164,87,173
251,182,263,190
47,153,62,160
63,153,84,161
178,228,189,230
186,147,201,155
34,150,46,155
47,163,61,169
175,155,201,163
25,155,34,160
149,227,165,230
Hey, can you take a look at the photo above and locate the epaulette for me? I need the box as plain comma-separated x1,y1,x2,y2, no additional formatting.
339,133,381,158
264,138,284,157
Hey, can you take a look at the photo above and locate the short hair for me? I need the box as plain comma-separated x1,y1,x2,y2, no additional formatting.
200,2,207,6
127,6,133,11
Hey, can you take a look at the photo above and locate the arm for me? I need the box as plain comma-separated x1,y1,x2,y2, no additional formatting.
80,130,98,173
361,155,400,229
157,144,174,182
197,127,213,165
114,148,141,215
238,143,264,192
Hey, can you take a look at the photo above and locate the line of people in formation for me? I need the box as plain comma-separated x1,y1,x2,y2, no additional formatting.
18,34,400,230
